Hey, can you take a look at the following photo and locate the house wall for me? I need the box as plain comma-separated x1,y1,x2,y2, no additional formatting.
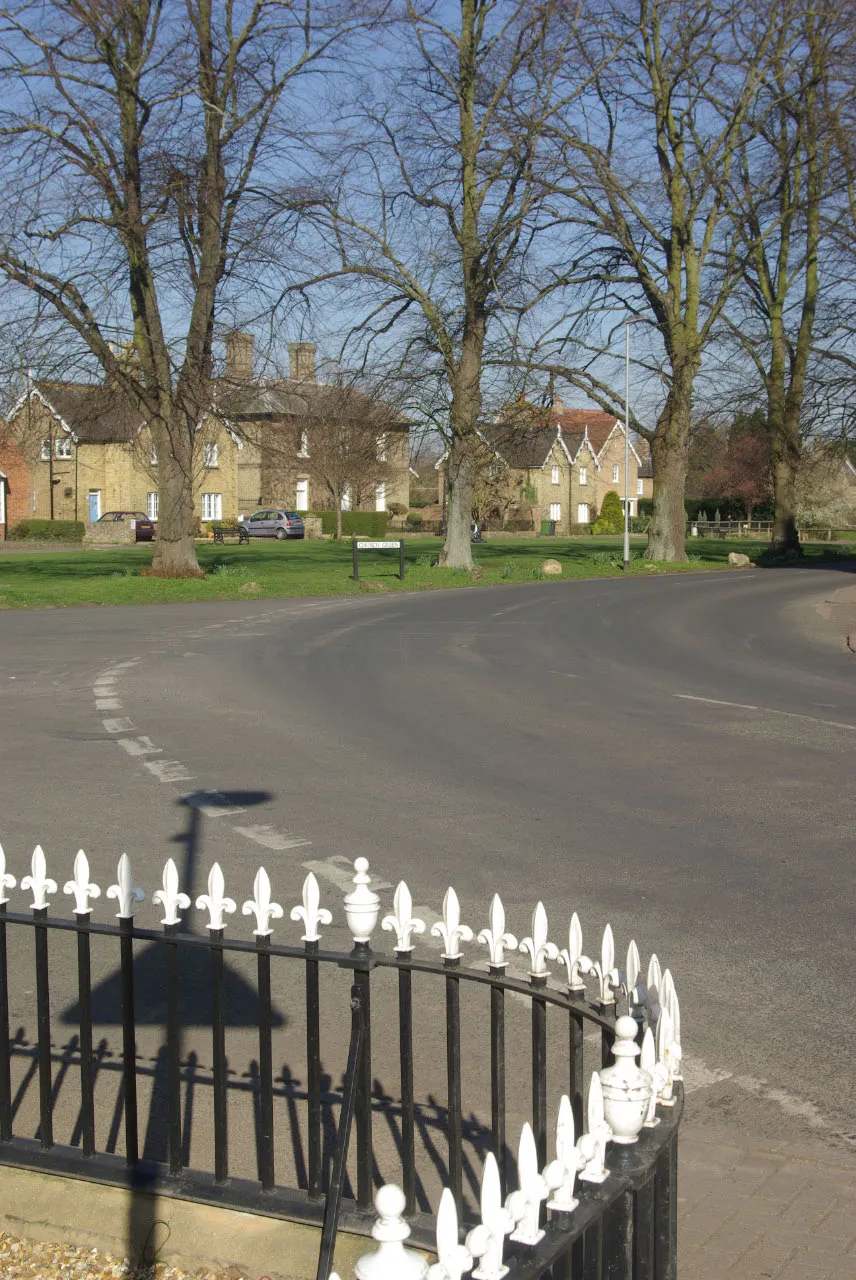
530,442,572,533
260,420,410,514
0,430,36,531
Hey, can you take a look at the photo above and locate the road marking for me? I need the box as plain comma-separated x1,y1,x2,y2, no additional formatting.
117,736,163,757
675,694,758,710
144,760,195,783
675,693,856,731
95,698,123,711
233,823,309,850
103,717,134,733
183,790,248,818
302,855,392,894
548,669,581,680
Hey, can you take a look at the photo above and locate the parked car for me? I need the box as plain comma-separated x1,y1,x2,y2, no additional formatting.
96,511,156,541
242,509,305,539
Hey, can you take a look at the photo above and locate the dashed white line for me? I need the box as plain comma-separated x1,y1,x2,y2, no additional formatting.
233,823,309,850
144,760,195,783
103,717,134,733
675,693,856,731
184,790,248,818
675,694,758,710
95,698,123,711
117,736,163,757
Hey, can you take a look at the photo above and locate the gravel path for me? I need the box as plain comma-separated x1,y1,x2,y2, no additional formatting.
0,1233,248,1280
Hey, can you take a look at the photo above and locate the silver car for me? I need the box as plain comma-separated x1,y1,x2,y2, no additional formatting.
242,509,306,540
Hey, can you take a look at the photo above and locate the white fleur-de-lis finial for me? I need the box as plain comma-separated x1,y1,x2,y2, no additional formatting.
518,901,558,979
152,858,190,926
290,871,331,942
581,923,619,1004
557,912,586,991
507,1122,548,1245
656,1006,679,1105
431,887,473,961
427,1187,473,1280
545,1094,584,1212
662,968,682,1079
646,953,662,1023
242,867,284,937
21,845,56,911
106,854,145,919
63,850,101,915
477,894,517,968
641,1027,664,1128
382,881,426,952
0,844,16,906
343,857,379,945
578,1072,610,1184
195,862,236,931
465,1152,514,1280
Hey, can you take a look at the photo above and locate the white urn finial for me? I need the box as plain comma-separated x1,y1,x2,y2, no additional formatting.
152,857,191,926
63,849,101,915
427,1188,473,1280
290,871,331,942
354,1183,428,1280
477,894,517,968
21,845,56,911
344,857,380,946
243,867,284,937
0,844,16,906
382,881,426,952
518,901,558,979
599,1015,654,1145
106,854,145,919
431,887,473,961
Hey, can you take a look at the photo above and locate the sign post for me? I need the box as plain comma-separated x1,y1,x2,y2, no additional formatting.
352,539,406,582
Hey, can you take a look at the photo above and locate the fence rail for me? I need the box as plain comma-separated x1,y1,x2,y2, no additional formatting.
0,844,683,1278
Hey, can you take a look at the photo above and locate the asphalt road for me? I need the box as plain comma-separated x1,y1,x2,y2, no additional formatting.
0,562,854,1180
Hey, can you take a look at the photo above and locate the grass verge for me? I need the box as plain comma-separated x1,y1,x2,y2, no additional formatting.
0,535,851,609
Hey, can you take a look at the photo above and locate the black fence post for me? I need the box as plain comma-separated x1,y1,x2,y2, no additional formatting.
352,539,359,582
75,908,96,1158
396,954,416,1215
488,967,507,1196
164,921,182,1177
119,916,139,1164
0,899,11,1143
352,948,373,1210
305,936,322,1200
34,905,53,1151
530,973,548,1171
256,933,275,1192
444,954,463,1218
315,983,365,1280
210,926,228,1185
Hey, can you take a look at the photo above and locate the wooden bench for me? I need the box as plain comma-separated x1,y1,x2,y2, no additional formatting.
212,525,250,544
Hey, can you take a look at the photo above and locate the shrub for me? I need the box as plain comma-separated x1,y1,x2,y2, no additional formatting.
387,502,408,517
316,510,390,538
8,519,84,542
638,498,654,517
504,517,534,532
592,490,624,534
406,513,423,529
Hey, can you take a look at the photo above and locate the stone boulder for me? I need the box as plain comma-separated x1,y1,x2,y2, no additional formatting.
728,552,752,567
541,559,563,576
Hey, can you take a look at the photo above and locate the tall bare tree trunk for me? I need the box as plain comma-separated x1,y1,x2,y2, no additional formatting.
646,365,694,561
770,415,802,555
151,418,203,576
441,444,475,570
336,502,343,539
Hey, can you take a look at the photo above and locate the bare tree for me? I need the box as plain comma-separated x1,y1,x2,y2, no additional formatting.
541,0,777,560
0,0,362,575
721,0,853,554
293,0,582,569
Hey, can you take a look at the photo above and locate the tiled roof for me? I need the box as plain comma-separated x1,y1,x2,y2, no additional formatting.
34,382,143,443
479,423,563,469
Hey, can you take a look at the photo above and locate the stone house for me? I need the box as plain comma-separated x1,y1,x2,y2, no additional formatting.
438,397,653,530
0,336,410,533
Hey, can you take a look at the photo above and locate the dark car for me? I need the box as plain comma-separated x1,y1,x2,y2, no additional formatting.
97,511,156,541
242,509,305,540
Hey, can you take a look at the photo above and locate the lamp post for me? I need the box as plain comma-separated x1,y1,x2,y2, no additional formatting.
623,321,631,571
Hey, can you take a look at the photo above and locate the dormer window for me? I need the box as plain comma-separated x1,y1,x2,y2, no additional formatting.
298,429,309,458
203,442,219,468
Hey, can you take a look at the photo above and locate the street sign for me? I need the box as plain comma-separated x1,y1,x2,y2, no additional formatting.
352,538,406,582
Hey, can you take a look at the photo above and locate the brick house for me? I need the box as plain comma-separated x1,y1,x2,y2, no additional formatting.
0,424,35,538
438,396,654,530
0,336,410,532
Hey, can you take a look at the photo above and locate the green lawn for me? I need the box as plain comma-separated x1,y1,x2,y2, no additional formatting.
0,535,851,609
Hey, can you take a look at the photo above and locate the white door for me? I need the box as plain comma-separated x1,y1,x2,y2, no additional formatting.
375,481,386,512
549,502,561,522
577,503,590,523
295,479,308,511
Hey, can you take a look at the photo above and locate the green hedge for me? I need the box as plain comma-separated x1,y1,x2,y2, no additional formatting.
8,519,85,542
311,510,390,537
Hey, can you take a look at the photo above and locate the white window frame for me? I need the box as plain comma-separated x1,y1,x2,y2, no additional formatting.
295,478,309,511
377,434,388,463
298,429,310,458
551,465,560,485
55,436,72,459
146,491,159,521
201,492,222,521
342,484,351,511
612,463,619,483
203,442,219,468
577,502,590,523
40,439,50,461
375,481,387,512
579,465,587,486
637,477,644,495
549,502,561,521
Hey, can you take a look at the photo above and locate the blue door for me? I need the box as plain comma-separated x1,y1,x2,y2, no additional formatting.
88,492,101,522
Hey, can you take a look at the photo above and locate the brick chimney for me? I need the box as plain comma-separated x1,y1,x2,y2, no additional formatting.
225,332,254,381
288,341,317,382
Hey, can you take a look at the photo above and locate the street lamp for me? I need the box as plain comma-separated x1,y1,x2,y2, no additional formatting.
623,321,631,571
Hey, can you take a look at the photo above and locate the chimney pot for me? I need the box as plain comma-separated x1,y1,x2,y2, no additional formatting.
288,341,317,382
